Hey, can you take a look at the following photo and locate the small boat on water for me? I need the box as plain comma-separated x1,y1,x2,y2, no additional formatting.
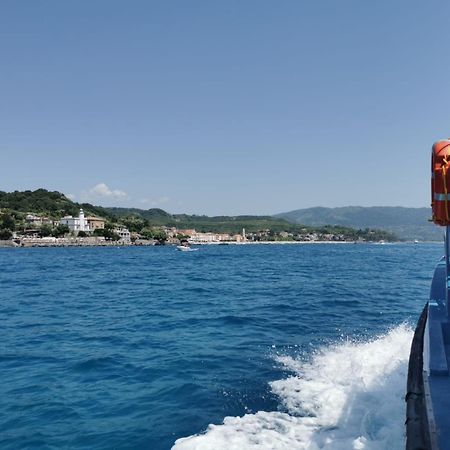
176,240,198,252
406,140,450,449
176,245,198,252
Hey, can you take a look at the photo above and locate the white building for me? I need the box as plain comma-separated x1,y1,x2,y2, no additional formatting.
189,232,231,243
25,214,52,226
60,209,90,232
26,214,42,225
115,227,131,242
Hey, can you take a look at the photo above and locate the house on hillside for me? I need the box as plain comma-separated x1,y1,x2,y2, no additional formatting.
26,214,53,226
114,227,131,242
86,216,105,231
189,232,232,243
178,229,196,237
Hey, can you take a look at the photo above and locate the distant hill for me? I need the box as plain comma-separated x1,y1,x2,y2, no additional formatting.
275,206,441,241
105,207,173,224
105,206,303,234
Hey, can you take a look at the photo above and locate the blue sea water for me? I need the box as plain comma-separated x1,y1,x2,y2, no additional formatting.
0,243,443,449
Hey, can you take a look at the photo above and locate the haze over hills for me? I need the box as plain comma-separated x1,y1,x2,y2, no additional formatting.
275,206,441,241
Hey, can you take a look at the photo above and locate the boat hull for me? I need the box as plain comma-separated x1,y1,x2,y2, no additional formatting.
407,256,449,450
406,304,434,450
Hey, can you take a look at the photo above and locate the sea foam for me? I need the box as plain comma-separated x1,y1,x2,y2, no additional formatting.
172,325,412,450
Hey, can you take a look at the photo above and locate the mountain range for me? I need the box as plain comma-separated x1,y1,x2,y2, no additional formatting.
275,206,440,241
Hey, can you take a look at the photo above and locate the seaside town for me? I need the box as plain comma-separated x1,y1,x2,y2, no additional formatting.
0,207,388,247
0,189,398,247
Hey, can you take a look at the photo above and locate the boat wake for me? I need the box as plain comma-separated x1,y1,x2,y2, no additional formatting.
173,325,412,450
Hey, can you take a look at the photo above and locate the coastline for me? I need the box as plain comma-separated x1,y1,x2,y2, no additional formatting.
0,239,420,248
0,237,155,248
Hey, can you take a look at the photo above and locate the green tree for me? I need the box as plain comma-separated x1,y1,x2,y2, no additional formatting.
52,224,70,238
119,216,145,233
0,229,12,240
98,227,120,241
0,213,15,231
106,230,120,241
104,222,115,231
96,222,120,240
140,227,167,242
140,227,155,239
39,224,52,237
77,230,88,238
152,229,167,242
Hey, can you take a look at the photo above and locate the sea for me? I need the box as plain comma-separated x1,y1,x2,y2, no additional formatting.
0,243,443,450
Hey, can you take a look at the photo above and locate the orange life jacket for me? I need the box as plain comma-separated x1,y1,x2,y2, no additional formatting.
432,140,450,225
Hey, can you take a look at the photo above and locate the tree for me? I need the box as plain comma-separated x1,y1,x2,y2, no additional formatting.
152,229,167,242
97,227,120,241
52,224,69,238
106,229,120,241
140,227,155,240
139,227,166,241
77,231,88,238
0,213,15,231
0,229,12,240
94,223,120,240
119,216,145,233
39,224,52,237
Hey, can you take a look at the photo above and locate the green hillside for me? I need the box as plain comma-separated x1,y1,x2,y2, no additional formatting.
0,189,115,220
0,190,308,234
0,190,398,241
276,206,440,241
105,207,304,234
106,207,172,223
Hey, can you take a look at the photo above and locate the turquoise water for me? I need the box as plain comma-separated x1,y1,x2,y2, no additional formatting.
0,244,442,449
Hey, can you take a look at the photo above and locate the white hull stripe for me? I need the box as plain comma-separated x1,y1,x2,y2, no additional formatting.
434,193,450,201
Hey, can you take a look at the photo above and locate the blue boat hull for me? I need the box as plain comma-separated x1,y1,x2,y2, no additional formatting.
406,304,433,450
407,257,449,450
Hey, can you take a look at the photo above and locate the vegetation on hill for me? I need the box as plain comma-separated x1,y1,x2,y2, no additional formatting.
0,189,115,220
276,206,439,241
0,189,398,242
105,207,306,234
106,208,396,240
106,207,172,222
0,189,116,239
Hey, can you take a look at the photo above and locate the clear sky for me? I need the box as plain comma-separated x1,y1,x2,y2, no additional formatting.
1,1,450,215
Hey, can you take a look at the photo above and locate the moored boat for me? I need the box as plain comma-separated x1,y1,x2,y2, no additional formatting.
176,239,198,252
176,245,198,252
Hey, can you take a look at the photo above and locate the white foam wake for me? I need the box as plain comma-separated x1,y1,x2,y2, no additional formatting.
172,325,413,450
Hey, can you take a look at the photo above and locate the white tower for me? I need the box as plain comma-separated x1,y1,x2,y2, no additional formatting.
79,209,86,231
242,228,246,240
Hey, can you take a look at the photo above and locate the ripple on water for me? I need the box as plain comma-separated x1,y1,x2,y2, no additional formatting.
0,244,442,449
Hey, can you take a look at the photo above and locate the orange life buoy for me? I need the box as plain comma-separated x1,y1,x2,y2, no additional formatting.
432,140,450,226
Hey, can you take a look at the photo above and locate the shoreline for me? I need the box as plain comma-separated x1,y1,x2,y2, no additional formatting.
0,239,427,248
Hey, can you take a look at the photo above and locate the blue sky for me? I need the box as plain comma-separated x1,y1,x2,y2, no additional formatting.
1,1,449,215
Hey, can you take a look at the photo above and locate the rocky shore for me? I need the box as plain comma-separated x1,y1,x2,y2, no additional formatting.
0,237,156,248
0,238,384,248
